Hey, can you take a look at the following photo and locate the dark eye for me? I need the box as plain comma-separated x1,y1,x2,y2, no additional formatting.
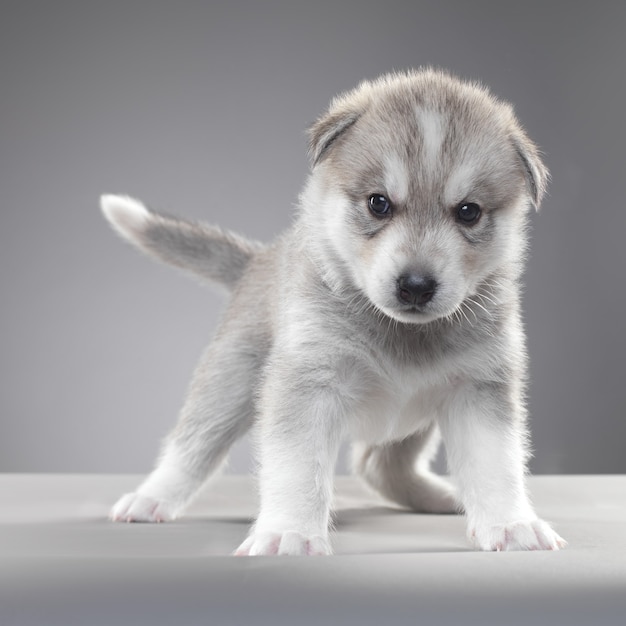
456,202,481,224
369,194,392,216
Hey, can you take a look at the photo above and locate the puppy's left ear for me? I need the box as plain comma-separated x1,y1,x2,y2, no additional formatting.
511,131,550,210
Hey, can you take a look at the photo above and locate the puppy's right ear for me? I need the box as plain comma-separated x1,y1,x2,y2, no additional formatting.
307,108,362,166
308,79,374,167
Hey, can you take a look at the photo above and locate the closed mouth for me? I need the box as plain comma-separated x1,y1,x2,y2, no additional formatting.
398,304,429,315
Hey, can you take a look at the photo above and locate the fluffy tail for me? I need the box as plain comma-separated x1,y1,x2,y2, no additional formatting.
100,195,264,289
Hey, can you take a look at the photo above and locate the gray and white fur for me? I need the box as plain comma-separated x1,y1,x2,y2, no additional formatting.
103,69,565,554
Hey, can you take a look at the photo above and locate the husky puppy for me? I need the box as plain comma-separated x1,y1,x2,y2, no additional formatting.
102,69,565,554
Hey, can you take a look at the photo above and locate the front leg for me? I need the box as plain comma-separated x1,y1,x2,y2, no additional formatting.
235,351,349,556
439,382,566,551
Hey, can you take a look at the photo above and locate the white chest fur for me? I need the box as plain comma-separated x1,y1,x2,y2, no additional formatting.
347,359,457,445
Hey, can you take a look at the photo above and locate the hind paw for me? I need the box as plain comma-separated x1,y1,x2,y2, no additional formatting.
391,472,460,514
409,473,459,513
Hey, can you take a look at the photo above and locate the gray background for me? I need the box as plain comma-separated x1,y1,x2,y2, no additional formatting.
1,0,624,474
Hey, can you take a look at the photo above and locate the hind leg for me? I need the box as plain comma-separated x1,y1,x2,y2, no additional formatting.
110,323,262,523
352,424,459,514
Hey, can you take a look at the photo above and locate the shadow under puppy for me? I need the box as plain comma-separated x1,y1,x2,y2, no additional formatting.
102,69,566,554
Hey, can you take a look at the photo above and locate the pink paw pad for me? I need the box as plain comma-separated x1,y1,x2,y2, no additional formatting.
110,493,175,523
473,518,566,552
234,531,331,556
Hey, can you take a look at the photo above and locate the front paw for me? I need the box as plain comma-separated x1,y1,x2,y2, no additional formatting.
234,531,331,556
110,492,177,523
471,518,567,551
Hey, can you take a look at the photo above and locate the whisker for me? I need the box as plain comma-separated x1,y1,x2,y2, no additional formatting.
474,291,498,307
456,304,472,326
467,296,491,317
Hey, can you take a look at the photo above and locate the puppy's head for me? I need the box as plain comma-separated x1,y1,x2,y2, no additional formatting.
304,69,548,324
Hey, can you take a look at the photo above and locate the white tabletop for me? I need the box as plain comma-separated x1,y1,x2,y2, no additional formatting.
1,474,624,625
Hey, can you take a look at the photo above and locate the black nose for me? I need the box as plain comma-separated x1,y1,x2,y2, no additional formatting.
396,274,437,306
